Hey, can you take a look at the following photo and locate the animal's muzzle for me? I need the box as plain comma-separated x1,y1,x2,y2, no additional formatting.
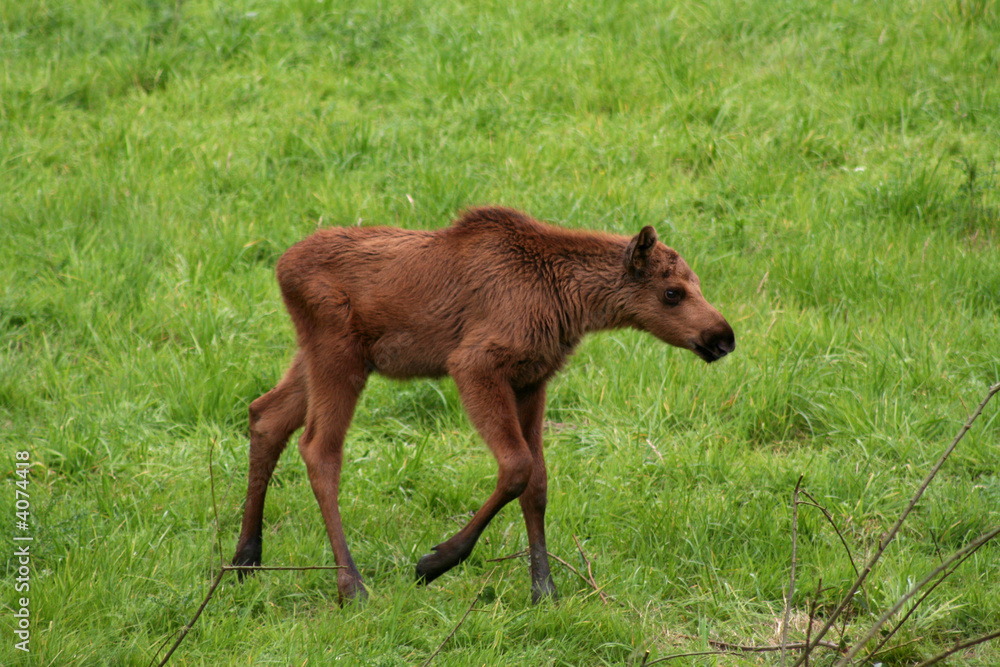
692,323,736,363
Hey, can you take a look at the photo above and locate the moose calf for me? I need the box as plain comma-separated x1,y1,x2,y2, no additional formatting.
233,206,735,603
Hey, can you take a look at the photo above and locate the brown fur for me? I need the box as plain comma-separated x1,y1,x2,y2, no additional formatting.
233,206,735,603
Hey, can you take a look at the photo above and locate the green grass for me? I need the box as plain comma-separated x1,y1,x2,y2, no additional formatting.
2,0,999,664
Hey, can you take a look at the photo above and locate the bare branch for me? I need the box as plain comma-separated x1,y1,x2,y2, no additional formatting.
676,634,841,652
222,564,346,572
792,381,1000,666
646,639,841,665
805,578,822,667
782,474,804,667
573,534,611,605
863,533,987,662
835,525,1000,667
485,549,528,563
420,567,498,667
799,492,860,578
151,567,228,667
644,649,725,664
913,628,1000,667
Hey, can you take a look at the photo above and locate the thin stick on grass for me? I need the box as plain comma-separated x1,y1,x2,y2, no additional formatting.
489,548,610,600
420,567,498,667
485,548,528,563
804,578,822,667
150,563,346,667
835,525,1000,667
863,537,986,662
799,491,860,578
572,534,610,605
791,381,1000,666
676,635,841,652
550,551,613,602
645,639,841,665
209,439,223,575
223,564,346,572
152,567,227,667
781,474,804,667
912,628,1000,667
644,649,727,664
488,548,622,606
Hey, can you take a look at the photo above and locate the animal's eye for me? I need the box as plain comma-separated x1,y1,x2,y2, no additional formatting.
664,289,684,305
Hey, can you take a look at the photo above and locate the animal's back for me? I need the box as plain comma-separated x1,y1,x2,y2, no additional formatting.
277,209,570,379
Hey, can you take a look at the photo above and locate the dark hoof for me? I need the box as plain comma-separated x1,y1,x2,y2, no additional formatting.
415,550,447,585
530,579,558,605
232,541,262,582
338,578,369,606
416,542,471,585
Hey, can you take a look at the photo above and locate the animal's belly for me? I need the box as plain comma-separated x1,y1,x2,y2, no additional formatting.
366,333,449,379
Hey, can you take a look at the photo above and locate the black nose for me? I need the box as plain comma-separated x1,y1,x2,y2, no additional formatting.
714,329,735,357
700,325,735,362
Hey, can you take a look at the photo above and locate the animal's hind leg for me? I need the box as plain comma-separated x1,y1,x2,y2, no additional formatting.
233,352,307,577
297,338,369,603
415,367,532,585
516,384,557,603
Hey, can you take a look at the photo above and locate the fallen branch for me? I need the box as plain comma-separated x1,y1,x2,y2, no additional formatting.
677,634,841,653
151,567,227,667
781,474,804,667
550,550,617,604
573,534,611,605
804,578,823,667
913,628,1000,667
863,529,991,662
835,525,1000,666
420,567,497,667
645,638,841,665
799,490,860,578
644,649,726,664
149,563,346,666
485,549,528,563
223,564,346,572
791,381,1000,666
489,547,617,603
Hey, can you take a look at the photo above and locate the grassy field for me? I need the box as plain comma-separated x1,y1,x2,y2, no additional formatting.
2,0,999,664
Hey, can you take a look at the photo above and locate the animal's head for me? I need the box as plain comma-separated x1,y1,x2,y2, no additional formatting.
622,226,735,363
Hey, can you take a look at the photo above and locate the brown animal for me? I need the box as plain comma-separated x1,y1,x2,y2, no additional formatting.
233,206,734,603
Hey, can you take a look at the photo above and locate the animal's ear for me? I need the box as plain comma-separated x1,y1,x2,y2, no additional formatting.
624,226,658,278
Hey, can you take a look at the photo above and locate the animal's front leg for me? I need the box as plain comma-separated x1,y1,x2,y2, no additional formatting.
516,383,557,603
416,368,532,585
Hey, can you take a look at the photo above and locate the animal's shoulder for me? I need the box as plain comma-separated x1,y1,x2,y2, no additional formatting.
450,207,544,236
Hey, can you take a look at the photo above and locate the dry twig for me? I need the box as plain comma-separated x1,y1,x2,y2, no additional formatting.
781,474,804,667
151,568,227,667
677,635,840,653
799,490,860,578
863,533,990,662
485,549,528,563
805,578,822,667
835,525,1000,666
645,638,841,665
420,567,498,667
150,563,346,667
573,534,611,605
913,628,1000,667
791,381,1000,666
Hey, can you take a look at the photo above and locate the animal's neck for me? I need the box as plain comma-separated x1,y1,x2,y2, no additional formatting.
552,237,632,338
